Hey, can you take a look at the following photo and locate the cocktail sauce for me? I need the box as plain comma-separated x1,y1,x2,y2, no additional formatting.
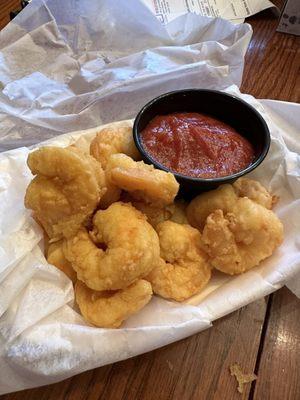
140,112,254,179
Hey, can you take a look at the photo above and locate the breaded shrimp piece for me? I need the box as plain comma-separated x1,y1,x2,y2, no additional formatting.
233,178,276,209
47,241,77,283
90,125,140,168
202,198,283,275
169,200,189,225
126,201,170,227
25,147,106,239
106,154,179,206
147,221,211,301
75,280,152,328
123,196,188,228
186,184,238,231
69,146,121,209
98,181,121,209
64,202,160,291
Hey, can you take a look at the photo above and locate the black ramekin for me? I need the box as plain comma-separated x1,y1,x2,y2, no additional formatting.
133,89,270,196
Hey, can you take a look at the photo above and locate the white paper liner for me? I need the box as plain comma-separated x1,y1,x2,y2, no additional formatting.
0,87,299,394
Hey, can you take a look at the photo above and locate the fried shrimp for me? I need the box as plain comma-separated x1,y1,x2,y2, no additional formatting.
98,183,121,209
125,200,169,227
168,201,189,225
202,198,283,275
25,147,105,239
124,197,188,228
233,178,276,209
147,221,211,301
187,184,238,231
75,280,152,328
47,241,77,283
63,202,160,290
97,182,120,209
68,146,120,208
106,154,179,205
187,179,278,232
66,146,121,209
90,125,140,168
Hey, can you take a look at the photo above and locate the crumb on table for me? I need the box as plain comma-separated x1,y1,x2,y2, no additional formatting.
230,363,257,394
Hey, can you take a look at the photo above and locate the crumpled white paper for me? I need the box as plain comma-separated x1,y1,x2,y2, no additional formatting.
0,0,252,151
0,0,299,395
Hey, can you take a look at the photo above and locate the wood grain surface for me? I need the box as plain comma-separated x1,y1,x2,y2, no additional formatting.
2,298,268,400
0,0,20,31
253,288,300,400
241,3,300,102
0,0,300,399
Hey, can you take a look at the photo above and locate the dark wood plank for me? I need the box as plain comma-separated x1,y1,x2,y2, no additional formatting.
241,2,300,102
0,0,21,31
1,298,267,400
252,288,300,400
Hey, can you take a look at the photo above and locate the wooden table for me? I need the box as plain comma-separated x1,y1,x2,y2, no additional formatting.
1,0,299,399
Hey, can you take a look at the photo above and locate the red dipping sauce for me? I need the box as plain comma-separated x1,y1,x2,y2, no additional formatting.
140,112,255,179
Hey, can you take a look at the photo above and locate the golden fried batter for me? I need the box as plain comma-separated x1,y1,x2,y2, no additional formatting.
64,202,160,290
47,240,77,283
233,177,276,209
106,154,179,206
75,280,152,328
187,184,238,231
24,128,285,330
187,179,277,232
230,364,257,394
202,198,283,275
25,147,106,239
147,221,211,301
124,197,188,228
90,125,140,168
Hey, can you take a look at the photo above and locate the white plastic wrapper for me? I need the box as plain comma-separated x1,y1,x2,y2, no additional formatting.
0,0,299,395
0,0,252,151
